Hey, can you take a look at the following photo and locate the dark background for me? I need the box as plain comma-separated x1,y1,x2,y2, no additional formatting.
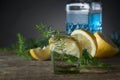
0,0,120,47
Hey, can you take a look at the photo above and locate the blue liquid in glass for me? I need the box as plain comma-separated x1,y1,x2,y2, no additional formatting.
89,13,102,34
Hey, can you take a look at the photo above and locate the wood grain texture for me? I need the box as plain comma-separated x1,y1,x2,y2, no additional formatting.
0,52,120,80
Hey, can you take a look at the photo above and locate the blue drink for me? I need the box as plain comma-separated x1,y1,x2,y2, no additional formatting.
89,2,102,34
89,13,102,34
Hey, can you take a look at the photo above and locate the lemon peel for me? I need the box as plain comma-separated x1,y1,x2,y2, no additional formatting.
71,30,97,57
94,32,119,58
29,46,50,60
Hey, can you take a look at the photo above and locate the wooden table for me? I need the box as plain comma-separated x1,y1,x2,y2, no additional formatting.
0,53,120,80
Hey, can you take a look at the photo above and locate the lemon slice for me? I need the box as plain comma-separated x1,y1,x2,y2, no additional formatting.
94,32,119,58
49,37,82,58
49,36,58,44
71,30,97,57
29,46,50,60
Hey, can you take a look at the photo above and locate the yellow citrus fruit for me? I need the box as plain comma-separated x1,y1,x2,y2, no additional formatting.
49,37,82,58
49,36,58,44
29,46,51,61
94,32,119,58
71,30,97,57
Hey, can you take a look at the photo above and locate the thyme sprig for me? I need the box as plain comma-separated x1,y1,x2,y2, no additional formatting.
35,24,60,38
80,49,112,69
13,33,32,60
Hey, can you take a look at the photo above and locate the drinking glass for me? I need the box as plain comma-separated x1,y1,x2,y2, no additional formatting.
50,35,80,74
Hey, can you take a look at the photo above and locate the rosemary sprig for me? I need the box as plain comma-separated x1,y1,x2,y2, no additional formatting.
12,33,32,60
80,49,112,69
35,24,60,38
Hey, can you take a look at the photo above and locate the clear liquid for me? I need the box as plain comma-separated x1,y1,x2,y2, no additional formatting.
51,51,80,74
66,11,89,35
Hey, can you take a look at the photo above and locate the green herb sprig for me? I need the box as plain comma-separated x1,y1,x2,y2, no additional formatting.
12,33,32,60
35,24,60,38
80,49,112,69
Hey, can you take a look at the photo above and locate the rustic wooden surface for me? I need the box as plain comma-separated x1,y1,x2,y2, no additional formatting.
0,52,120,80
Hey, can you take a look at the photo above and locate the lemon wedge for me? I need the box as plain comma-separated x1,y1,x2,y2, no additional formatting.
49,37,82,58
94,32,119,58
29,46,50,60
71,30,97,57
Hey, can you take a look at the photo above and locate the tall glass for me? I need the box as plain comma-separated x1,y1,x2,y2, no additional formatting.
66,3,90,35
89,1,102,34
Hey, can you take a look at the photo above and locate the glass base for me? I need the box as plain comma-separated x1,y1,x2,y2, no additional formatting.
53,61,79,74
51,51,80,74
